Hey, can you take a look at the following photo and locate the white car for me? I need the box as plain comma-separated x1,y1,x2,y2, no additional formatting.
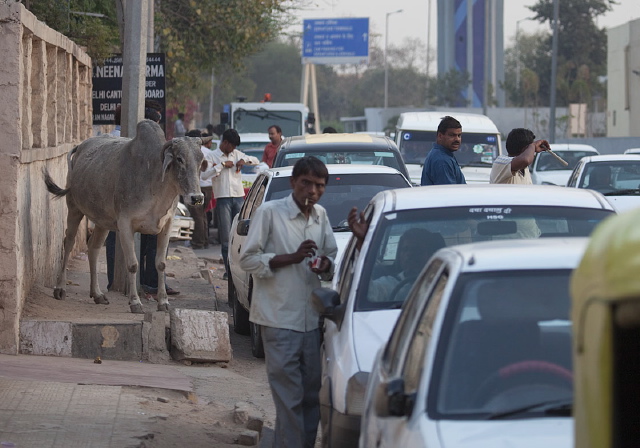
359,237,587,448
566,154,640,212
310,185,615,448
227,165,412,357
169,202,195,241
623,147,640,154
530,143,599,186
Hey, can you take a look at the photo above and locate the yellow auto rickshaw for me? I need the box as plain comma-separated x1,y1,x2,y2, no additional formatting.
571,208,640,448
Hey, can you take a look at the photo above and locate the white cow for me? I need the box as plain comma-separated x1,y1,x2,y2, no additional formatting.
44,119,211,313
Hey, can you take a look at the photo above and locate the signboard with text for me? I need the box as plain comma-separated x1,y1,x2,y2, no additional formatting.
92,53,166,125
302,18,369,65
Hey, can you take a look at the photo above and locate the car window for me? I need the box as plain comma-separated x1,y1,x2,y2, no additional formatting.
398,131,499,167
265,173,410,228
429,269,573,419
401,271,449,393
240,176,267,220
277,149,406,175
382,260,445,372
578,161,640,194
536,150,596,171
355,206,612,311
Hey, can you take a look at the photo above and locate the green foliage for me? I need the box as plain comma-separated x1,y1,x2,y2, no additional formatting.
427,69,470,107
22,0,120,63
156,0,290,108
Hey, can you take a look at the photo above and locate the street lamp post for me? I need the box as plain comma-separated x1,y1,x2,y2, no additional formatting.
384,9,403,108
515,17,533,91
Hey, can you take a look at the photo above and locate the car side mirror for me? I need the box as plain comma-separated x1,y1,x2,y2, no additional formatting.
374,377,415,418
311,287,345,325
237,219,250,236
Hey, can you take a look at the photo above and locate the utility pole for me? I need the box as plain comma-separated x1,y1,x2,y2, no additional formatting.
113,0,149,293
549,0,560,143
384,9,403,108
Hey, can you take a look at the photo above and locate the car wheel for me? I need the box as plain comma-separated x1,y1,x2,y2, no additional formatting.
250,322,265,358
230,274,250,335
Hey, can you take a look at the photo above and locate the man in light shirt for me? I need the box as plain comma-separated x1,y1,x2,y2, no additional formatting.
239,156,337,448
490,128,550,184
207,129,260,279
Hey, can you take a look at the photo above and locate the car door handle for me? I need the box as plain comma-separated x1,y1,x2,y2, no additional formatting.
238,245,241,253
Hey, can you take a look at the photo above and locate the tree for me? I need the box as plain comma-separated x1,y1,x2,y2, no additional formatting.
427,69,470,107
525,0,615,106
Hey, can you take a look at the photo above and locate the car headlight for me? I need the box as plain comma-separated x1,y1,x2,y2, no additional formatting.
345,371,370,415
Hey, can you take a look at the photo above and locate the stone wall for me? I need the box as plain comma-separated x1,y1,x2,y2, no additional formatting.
0,3,92,354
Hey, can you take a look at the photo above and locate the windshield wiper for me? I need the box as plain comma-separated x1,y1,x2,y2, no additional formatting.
487,398,572,420
332,225,352,232
603,189,640,196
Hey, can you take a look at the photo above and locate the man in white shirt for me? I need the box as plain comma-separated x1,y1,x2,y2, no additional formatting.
206,129,259,279
186,130,216,249
239,156,337,448
490,128,550,184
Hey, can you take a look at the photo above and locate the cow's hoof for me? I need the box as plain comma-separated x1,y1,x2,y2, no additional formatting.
157,302,169,312
93,295,109,305
53,288,66,300
130,303,144,314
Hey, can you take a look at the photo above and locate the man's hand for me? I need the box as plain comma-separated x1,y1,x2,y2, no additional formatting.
235,159,245,173
534,139,551,153
223,160,235,168
348,207,368,242
293,239,318,264
310,256,331,274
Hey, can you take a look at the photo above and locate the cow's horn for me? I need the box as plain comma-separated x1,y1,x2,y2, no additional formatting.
201,136,214,145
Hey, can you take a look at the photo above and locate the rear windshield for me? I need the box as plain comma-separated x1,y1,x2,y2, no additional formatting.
266,174,411,228
578,161,640,195
275,148,407,178
536,150,597,172
356,205,612,312
398,131,499,167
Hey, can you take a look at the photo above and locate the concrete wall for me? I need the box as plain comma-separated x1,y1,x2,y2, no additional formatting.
0,3,92,354
607,19,640,137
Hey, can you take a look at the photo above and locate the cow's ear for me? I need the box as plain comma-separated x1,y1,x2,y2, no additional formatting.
161,141,174,182
201,136,214,145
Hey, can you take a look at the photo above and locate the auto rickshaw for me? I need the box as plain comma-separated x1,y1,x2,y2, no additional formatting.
571,209,640,448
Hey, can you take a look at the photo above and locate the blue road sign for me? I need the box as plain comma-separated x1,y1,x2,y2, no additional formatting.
302,18,369,65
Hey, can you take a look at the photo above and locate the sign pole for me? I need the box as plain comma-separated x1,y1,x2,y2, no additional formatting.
310,64,320,133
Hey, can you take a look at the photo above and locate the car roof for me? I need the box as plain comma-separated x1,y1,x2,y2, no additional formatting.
372,184,613,211
578,154,640,163
280,133,396,151
624,148,640,154
262,164,408,179
549,143,599,152
441,237,589,273
396,111,499,134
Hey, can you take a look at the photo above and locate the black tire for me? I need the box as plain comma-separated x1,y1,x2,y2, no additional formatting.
250,322,265,358
230,274,250,335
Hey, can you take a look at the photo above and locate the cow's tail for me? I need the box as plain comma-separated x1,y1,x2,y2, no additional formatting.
43,168,69,198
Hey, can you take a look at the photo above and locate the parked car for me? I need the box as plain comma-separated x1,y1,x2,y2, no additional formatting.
228,165,412,357
358,237,587,448
566,154,640,212
170,202,195,241
530,143,599,186
310,184,615,448
273,133,412,184
623,147,640,154
239,148,268,188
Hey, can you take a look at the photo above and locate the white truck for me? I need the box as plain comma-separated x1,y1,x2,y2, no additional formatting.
395,111,503,184
220,101,312,138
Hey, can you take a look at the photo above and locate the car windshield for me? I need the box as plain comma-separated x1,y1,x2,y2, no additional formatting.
355,206,612,312
428,270,573,419
578,161,640,195
266,174,411,228
397,131,499,167
536,151,596,172
233,109,303,136
277,149,406,176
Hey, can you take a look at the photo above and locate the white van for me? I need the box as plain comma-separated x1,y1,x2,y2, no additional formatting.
395,111,503,184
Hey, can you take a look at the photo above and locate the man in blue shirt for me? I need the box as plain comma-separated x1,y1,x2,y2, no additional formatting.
420,116,466,185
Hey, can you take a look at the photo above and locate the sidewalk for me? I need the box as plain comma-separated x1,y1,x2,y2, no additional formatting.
0,239,274,447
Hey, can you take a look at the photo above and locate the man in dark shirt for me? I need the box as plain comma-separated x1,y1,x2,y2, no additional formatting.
420,115,466,185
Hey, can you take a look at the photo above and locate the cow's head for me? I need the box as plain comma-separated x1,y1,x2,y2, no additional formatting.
161,136,211,205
